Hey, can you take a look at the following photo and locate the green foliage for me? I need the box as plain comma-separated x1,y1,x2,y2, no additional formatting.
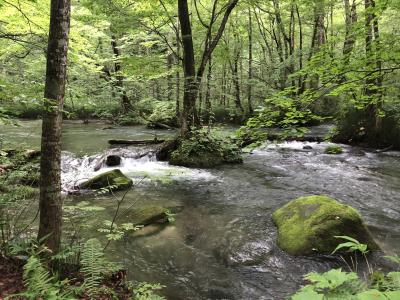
131,282,166,300
332,236,368,255
117,112,145,126
12,255,74,300
292,237,400,300
98,220,142,241
80,238,120,295
147,101,177,128
164,209,175,223
291,268,400,300
325,145,344,155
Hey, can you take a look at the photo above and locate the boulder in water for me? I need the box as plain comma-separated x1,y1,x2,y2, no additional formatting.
131,206,169,226
272,195,378,256
79,169,132,191
105,155,121,167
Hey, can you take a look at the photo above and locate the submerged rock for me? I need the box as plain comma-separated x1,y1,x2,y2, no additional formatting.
79,169,132,191
272,195,378,256
131,206,169,227
105,155,121,167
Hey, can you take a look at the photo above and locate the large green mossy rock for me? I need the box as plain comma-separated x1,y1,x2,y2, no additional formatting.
131,206,169,227
79,169,132,191
167,131,242,168
272,195,378,256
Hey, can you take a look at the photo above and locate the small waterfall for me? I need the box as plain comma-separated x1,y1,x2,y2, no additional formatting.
61,146,218,193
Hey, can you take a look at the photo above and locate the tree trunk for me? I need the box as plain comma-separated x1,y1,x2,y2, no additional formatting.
38,0,71,256
111,35,131,112
178,0,198,135
247,8,254,115
178,0,238,135
343,0,357,59
175,21,181,121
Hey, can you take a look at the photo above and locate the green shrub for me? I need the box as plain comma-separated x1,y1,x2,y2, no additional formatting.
147,101,177,128
117,112,145,126
291,238,400,300
325,145,344,154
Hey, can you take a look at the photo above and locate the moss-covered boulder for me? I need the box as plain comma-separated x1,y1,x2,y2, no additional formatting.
131,206,169,227
272,195,378,256
79,169,132,191
168,129,242,168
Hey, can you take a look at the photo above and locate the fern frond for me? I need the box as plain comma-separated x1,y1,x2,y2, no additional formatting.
80,238,119,295
10,255,75,300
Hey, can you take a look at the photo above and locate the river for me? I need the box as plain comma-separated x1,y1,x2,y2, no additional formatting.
1,120,400,299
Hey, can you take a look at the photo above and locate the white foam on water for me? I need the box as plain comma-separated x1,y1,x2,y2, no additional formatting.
61,150,218,191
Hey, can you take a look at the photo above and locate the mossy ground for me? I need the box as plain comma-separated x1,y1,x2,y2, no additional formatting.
272,195,378,256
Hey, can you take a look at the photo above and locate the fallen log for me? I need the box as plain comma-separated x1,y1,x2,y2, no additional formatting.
374,145,393,153
108,139,166,145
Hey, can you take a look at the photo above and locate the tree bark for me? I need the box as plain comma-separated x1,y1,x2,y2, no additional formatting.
247,8,254,115
178,0,197,135
343,0,357,59
178,0,238,135
111,35,131,112
38,0,71,256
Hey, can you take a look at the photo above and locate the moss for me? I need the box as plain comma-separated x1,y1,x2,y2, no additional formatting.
272,195,378,256
79,169,133,191
325,145,343,154
131,206,169,227
168,129,242,168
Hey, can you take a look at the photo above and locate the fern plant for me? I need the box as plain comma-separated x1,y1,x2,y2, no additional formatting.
80,238,119,296
10,255,74,300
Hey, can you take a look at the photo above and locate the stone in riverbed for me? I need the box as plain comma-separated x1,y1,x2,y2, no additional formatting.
272,195,378,256
131,206,169,227
105,155,121,167
79,169,132,191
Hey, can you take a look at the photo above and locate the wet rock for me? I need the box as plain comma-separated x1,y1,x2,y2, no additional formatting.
131,206,169,227
105,155,121,167
79,169,132,191
349,148,366,156
24,149,41,159
272,195,378,256
303,145,313,150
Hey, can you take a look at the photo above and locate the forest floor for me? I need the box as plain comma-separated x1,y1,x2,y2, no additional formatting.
0,256,24,298
0,255,132,299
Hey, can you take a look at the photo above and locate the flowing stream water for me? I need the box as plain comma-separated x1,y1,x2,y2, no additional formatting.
1,120,400,299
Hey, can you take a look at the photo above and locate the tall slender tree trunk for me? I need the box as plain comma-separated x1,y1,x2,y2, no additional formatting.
38,0,71,255
343,0,357,59
178,0,197,135
247,8,254,115
231,51,244,114
167,52,174,101
178,0,238,134
175,21,181,121
111,35,131,112
364,0,382,142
